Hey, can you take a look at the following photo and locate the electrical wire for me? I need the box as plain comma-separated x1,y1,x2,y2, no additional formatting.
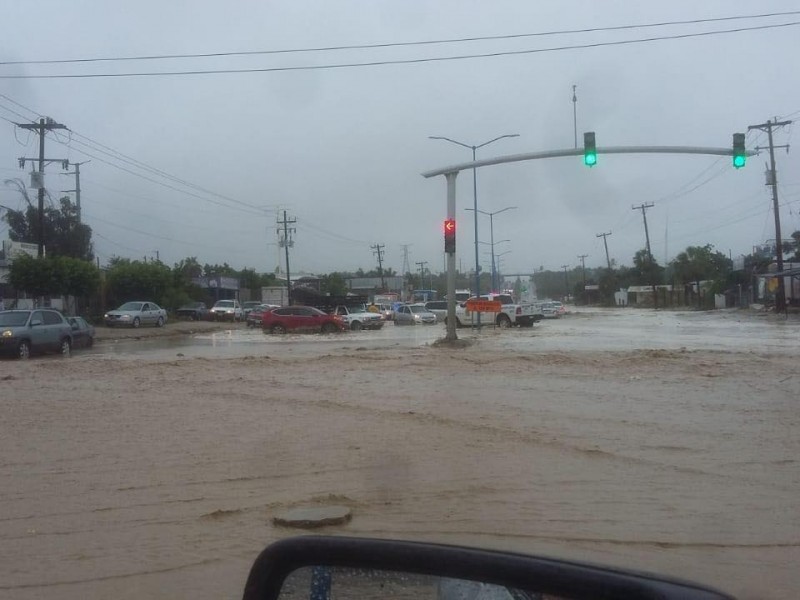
66,131,264,212
50,138,266,216
3,10,798,67
0,94,41,119
2,93,274,224
2,21,798,79
84,211,243,252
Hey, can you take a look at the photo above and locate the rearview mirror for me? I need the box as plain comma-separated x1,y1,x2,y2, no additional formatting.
242,536,733,600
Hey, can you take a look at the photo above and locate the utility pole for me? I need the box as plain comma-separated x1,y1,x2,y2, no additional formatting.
596,232,612,269
371,243,386,291
400,244,412,301
750,118,792,312
632,202,657,308
415,261,428,298
17,117,68,257
62,160,89,223
572,84,578,149
561,265,570,301
578,254,588,304
632,203,655,261
277,211,296,306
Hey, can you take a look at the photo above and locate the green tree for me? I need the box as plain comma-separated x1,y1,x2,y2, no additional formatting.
9,255,100,301
203,262,237,277
106,259,173,308
173,256,203,281
631,248,664,285
2,180,93,260
320,272,348,296
8,254,59,297
670,244,731,307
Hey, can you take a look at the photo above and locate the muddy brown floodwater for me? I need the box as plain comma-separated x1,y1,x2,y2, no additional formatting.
0,308,798,599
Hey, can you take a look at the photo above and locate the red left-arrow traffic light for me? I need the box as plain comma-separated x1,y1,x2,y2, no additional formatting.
444,218,456,254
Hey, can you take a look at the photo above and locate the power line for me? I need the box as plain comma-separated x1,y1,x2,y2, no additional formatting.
65,131,262,212
2,94,266,214
3,11,797,67
2,21,797,79
49,137,265,215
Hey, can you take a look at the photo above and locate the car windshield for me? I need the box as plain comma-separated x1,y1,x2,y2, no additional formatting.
0,311,30,326
117,302,143,311
3,5,799,600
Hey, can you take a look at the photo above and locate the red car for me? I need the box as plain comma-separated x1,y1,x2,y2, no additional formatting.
261,306,347,334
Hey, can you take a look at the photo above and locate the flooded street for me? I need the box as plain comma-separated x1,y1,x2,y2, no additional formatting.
1,308,798,599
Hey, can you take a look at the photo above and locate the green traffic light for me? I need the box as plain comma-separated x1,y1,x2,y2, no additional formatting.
583,131,597,167
732,133,746,169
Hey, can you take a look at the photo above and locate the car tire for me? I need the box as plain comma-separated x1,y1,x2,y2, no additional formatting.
350,321,362,331
60,338,72,358
497,315,512,328
271,324,286,335
132,317,141,328
156,316,165,328
321,323,338,334
18,340,31,360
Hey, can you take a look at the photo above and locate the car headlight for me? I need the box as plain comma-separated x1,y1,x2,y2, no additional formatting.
2,330,13,337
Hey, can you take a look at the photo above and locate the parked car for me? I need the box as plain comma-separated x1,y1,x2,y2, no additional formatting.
176,302,208,321
262,306,347,334
378,303,395,320
332,305,385,331
242,301,263,317
105,301,167,328
66,316,95,348
395,304,438,325
246,304,278,328
424,300,448,322
0,309,73,359
539,302,561,318
210,299,243,322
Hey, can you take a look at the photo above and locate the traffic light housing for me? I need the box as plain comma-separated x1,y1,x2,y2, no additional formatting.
732,133,746,169
444,218,456,254
583,131,597,166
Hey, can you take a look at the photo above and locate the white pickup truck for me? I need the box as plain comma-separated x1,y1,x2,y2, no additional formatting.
333,305,385,331
447,293,543,328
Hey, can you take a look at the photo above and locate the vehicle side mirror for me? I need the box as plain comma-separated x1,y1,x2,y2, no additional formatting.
242,536,734,600
30,319,43,327
71,323,79,330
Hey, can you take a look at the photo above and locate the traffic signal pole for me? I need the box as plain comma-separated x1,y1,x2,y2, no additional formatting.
425,141,755,346
445,173,458,341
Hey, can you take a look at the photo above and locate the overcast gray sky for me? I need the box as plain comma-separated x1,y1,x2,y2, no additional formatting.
1,1,798,277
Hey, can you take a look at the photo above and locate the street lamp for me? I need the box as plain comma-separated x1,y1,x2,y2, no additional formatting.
494,250,512,290
466,206,517,292
429,134,519,324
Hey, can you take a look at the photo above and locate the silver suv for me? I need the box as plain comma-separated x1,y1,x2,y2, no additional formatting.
0,309,73,359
